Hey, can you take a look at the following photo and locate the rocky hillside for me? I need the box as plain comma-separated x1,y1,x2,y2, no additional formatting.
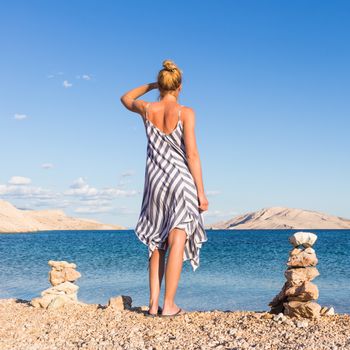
0,199,125,233
207,207,350,230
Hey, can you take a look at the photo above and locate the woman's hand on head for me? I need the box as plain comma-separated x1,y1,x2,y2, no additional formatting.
120,82,158,111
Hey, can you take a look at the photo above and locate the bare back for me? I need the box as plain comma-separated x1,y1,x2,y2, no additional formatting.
145,101,183,136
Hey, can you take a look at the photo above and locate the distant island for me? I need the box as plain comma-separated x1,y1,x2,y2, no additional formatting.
0,199,126,233
206,206,350,230
2,200,350,233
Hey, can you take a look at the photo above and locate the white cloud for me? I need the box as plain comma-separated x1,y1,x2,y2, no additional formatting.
14,113,28,120
33,199,72,208
121,170,135,177
8,176,31,185
41,163,54,169
1,176,61,202
74,206,113,214
0,183,57,200
64,177,138,199
0,176,138,215
76,74,92,80
47,74,55,79
64,177,98,196
99,187,138,198
80,199,111,206
63,80,72,88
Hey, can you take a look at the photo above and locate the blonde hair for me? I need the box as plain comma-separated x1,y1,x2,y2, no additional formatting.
157,59,182,99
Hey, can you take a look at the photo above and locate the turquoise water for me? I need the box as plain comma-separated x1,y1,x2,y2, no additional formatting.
0,229,349,313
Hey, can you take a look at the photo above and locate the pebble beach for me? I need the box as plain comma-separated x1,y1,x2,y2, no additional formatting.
1,298,349,350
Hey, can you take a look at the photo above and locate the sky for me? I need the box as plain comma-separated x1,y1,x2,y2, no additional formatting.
1,0,349,228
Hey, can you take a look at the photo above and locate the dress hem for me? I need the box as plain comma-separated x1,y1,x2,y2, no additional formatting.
137,210,207,272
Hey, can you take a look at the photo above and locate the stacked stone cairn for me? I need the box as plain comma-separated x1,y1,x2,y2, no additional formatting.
269,231,334,319
31,260,82,309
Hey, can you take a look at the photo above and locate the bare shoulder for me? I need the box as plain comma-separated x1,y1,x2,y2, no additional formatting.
181,106,195,124
129,99,150,118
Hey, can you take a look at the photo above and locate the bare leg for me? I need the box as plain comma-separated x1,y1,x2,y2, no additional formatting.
162,227,187,315
148,247,166,314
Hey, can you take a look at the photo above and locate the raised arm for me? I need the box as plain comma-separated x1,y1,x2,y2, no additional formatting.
182,107,209,213
120,82,158,117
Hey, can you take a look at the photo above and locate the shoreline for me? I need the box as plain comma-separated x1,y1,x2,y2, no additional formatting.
2,228,350,234
0,228,128,234
1,298,349,350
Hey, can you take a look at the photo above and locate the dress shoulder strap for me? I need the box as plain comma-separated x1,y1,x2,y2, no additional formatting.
144,103,151,121
178,105,183,122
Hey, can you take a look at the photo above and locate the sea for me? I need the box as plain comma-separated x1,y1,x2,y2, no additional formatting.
0,229,349,313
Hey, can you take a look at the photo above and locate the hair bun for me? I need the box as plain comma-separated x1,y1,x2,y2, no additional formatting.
157,59,182,97
162,59,177,72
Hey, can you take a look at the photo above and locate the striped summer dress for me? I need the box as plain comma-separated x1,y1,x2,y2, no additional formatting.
134,103,208,272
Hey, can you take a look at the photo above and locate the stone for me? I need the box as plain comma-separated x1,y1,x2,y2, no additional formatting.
284,267,320,285
285,281,319,302
228,328,237,335
283,318,294,326
48,260,77,270
289,232,317,248
49,267,81,286
270,303,284,315
289,248,303,256
283,301,321,319
49,269,65,286
325,307,335,316
321,306,335,316
41,281,79,297
32,287,78,309
287,248,318,267
64,267,81,281
296,320,309,328
107,295,132,310
30,297,41,308
47,295,74,309
31,260,82,309
320,306,327,315
31,294,56,308
273,313,287,322
304,247,315,254
270,233,321,319
31,296,47,308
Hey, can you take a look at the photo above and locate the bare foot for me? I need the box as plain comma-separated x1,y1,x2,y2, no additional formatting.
148,304,161,315
161,303,183,316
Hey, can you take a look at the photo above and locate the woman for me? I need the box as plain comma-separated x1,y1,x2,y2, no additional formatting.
120,59,208,317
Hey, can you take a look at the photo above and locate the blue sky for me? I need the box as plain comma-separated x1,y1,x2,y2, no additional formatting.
1,0,349,228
